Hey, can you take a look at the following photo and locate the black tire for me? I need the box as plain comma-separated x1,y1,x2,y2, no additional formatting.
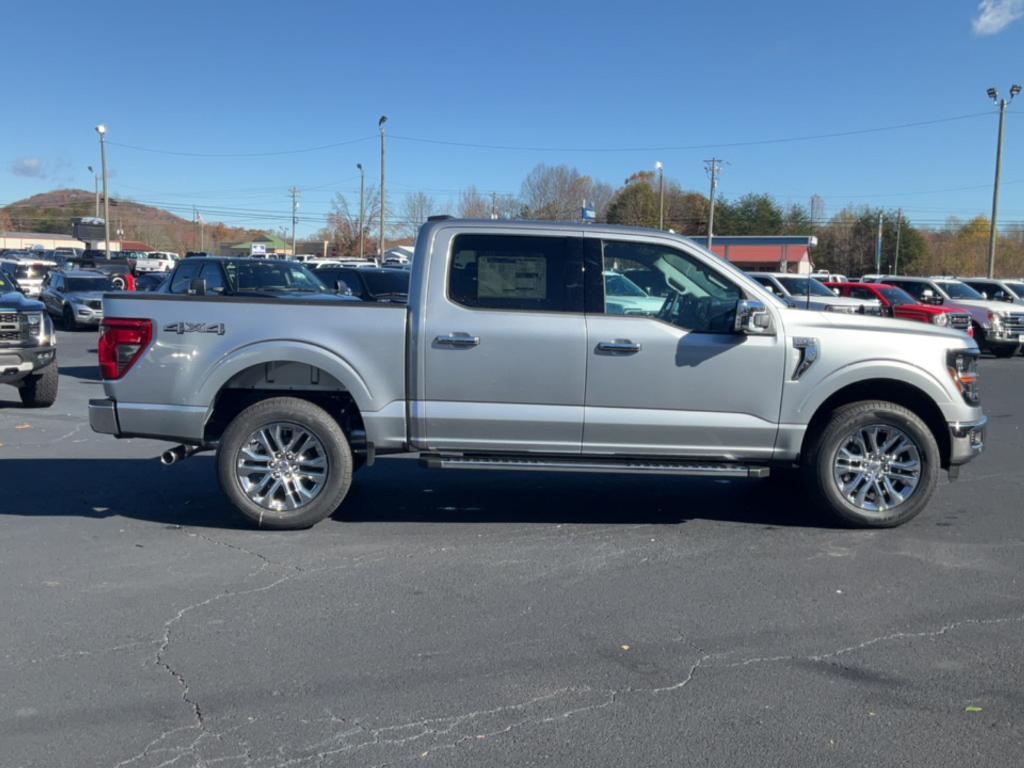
990,344,1019,358
217,397,352,530
62,305,77,331
801,400,939,528
18,362,59,408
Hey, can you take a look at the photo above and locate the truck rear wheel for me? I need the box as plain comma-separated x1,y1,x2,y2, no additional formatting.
18,362,58,408
803,400,939,528
216,397,353,529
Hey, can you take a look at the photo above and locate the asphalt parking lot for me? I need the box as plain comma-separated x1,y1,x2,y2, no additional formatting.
1,329,1022,768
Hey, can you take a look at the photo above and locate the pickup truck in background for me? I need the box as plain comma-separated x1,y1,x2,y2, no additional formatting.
89,219,986,530
134,251,178,273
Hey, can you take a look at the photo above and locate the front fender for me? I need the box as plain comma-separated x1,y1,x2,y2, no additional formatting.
196,340,374,410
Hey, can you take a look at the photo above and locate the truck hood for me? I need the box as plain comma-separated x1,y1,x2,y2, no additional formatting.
0,290,45,312
66,291,108,303
946,297,1024,316
783,307,971,343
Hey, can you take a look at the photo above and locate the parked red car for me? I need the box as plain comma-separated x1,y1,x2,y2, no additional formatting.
825,282,973,337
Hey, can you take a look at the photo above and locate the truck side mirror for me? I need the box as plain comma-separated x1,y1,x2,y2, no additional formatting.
734,299,774,335
188,278,207,296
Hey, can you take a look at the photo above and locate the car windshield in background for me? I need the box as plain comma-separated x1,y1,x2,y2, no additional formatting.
604,273,648,298
362,270,410,295
1005,282,1024,297
777,277,834,297
877,286,917,306
66,277,112,292
937,281,983,300
224,262,326,293
14,264,52,280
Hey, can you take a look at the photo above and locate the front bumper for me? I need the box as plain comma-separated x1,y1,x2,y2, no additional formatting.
69,304,104,325
0,343,57,382
949,416,987,466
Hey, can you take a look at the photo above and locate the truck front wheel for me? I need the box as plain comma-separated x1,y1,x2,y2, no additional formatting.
803,400,939,528
217,397,353,529
18,362,59,408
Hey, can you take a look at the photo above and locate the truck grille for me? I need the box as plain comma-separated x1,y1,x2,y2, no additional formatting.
948,313,970,331
1002,312,1024,333
0,313,18,325
0,330,19,342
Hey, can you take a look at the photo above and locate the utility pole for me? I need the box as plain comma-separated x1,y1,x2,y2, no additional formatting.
378,116,388,263
198,211,205,252
986,85,1020,278
491,191,498,220
356,163,365,260
894,208,903,274
96,125,110,259
656,161,665,230
290,186,300,259
192,206,198,251
88,166,99,217
874,211,884,273
704,158,722,250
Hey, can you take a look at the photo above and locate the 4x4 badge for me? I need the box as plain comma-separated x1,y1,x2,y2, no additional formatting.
164,322,225,335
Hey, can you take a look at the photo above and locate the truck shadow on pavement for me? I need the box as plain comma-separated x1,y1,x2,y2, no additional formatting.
3,455,833,530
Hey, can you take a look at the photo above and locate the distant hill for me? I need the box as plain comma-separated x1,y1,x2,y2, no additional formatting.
0,189,266,253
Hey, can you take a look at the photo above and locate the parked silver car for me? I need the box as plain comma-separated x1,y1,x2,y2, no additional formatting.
748,273,882,314
40,270,112,330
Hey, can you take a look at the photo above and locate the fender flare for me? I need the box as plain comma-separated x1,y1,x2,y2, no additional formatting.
196,340,373,411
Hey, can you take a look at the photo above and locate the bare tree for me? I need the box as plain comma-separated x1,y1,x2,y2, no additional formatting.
401,191,435,237
326,187,381,256
520,164,610,221
458,186,491,218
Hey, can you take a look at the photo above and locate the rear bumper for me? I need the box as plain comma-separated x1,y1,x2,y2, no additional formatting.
949,416,986,466
88,397,209,442
89,398,119,434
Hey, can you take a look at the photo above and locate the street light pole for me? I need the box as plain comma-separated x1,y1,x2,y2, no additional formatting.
655,161,665,230
357,163,365,260
87,166,99,217
96,125,110,260
986,85,1020,278
894,208,903,274
704,158,722,251
378,116,387,263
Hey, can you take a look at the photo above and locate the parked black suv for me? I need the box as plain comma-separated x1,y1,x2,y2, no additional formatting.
0,271,58,407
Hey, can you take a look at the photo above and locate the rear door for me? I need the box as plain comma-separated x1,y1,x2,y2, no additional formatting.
418,229,587,453
581,235,786,460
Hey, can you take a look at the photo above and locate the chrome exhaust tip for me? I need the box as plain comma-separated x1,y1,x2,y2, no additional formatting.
160,446,187,465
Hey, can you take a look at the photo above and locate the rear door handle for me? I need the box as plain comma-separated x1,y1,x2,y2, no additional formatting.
434,332,480,348
597,339,642,354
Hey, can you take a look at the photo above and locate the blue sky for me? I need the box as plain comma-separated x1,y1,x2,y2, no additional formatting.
2,0,1022,237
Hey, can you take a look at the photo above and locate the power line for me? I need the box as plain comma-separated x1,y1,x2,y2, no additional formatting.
106,135,374,158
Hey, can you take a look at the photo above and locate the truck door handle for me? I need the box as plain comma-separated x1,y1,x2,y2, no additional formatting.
434,332,480,348
597,339,642,354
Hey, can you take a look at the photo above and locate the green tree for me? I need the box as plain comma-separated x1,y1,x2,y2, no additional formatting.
715,193,784,235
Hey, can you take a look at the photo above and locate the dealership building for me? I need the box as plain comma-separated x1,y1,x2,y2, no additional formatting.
690,235,817,274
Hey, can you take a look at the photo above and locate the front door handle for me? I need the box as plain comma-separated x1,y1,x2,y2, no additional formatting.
597,339,642,354
435,332,480,348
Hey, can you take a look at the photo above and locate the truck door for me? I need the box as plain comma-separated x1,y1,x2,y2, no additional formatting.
582,236,786,460
417,229,586,453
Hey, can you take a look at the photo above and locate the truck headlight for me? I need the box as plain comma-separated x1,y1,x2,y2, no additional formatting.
933,313,949,326
989,311,1003,329
947,349,980,405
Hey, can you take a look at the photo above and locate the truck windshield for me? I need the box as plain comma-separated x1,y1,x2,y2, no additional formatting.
225,262,327,293
1005,282,1024,297
936,281,983,300
777,277,835,297
877,286,916,306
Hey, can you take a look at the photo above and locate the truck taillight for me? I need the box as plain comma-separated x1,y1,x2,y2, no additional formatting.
99,318,153,380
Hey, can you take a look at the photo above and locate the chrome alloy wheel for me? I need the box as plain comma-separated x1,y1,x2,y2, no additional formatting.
236,422,329,511
831,424,921,513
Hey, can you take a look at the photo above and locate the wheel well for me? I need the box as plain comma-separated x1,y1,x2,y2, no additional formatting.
203,364,367,457
802,379,951,469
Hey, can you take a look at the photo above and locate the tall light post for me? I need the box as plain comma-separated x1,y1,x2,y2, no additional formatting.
985,84,1020,278
378,116,387,263
95,125,110,260
87,165,99,217
655,161,665,230
357,162,365,260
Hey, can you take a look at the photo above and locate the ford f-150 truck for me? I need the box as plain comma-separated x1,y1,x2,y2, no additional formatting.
89,219,986,530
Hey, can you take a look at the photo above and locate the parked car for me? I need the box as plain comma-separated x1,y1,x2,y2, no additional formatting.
602,270,667,315
134,252,177,273
825,282,973,336
91,219,985,531
79,259,136,291
877,276,1023,357
0,270,58,406
959,277,1024,305
748,273,881,314
40,270,114,330
313,266,411,303
163,257,361,302
0,257,57,297
810,270,849,283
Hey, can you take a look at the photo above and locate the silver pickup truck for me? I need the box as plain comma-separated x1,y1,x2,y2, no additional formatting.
89,219,986,530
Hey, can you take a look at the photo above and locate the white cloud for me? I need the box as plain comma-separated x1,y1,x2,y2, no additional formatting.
10,157,45,178
973,0,1024,35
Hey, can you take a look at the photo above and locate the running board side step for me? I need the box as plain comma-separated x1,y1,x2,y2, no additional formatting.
420,454,770,478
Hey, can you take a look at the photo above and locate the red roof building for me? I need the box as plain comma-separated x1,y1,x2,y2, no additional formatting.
689,236,817,274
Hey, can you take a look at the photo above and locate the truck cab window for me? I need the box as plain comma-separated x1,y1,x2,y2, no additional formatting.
448,234,582,313
170,262,202,294
598,240,741,334
199,263,227,294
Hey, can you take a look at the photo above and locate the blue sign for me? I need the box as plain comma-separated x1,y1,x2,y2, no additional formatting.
581,207,596,222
